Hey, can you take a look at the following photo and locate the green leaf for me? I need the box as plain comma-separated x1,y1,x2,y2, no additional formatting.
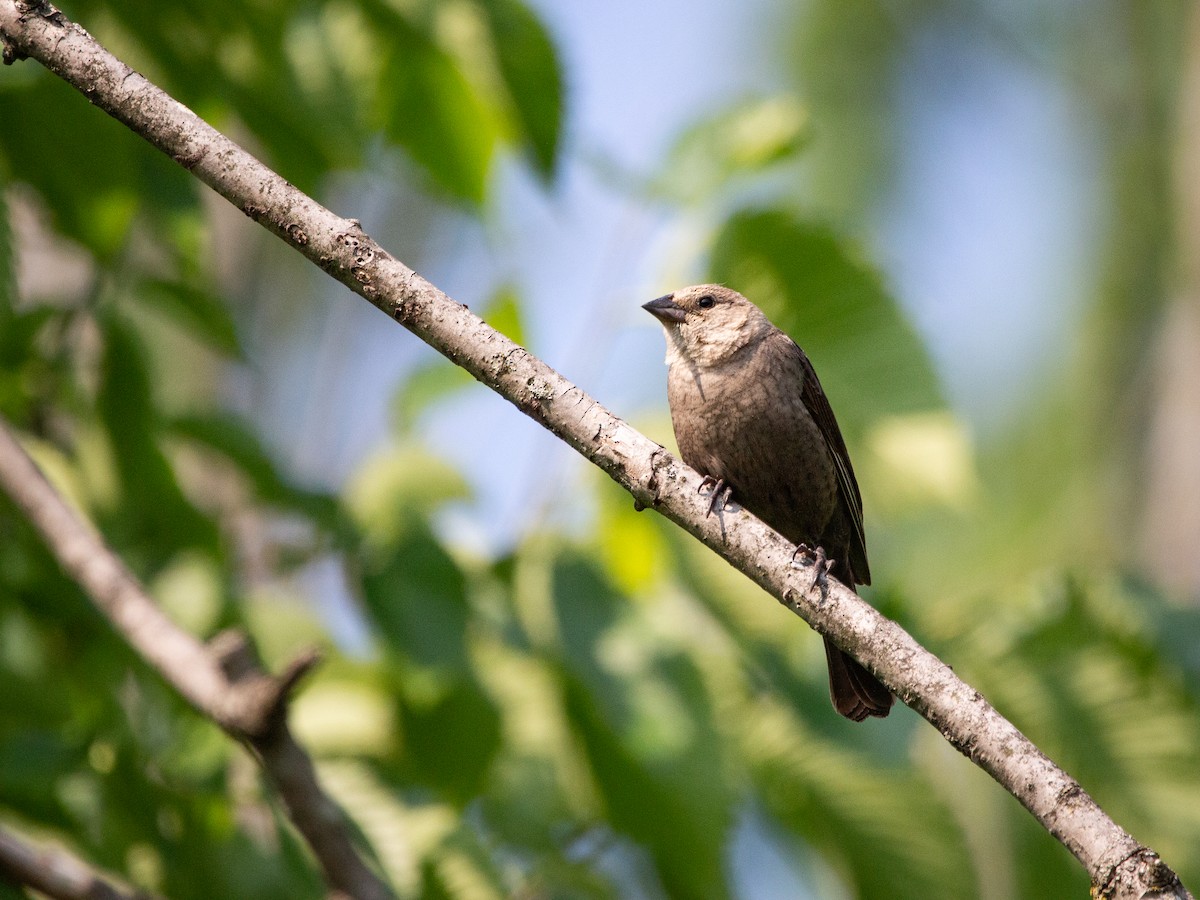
134,278,244,359
741,697,976,900
709,209,943,437
374,7,498,204
954,577,1200,885
479,0,564,178
484,285,526,345
0,307,60,423
560,673,729,900
0,72,199,261
99,1,360,192
551,556,733,900
345,445,471,544
420,822,511,900
96,312,217,564
398,674,502,805
359,521,471,672
393,363,476,434
655,96,809,203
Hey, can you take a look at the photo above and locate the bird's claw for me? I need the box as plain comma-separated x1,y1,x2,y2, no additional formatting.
792,542,834,598
698,476,733,518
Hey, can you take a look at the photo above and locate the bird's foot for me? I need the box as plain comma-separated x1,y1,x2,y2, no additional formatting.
792,543,834,599
698,476,733,518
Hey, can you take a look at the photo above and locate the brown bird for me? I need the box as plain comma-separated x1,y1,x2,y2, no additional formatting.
644,284,892,721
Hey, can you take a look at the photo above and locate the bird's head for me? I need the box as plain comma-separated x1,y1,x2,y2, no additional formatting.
643,284,775,369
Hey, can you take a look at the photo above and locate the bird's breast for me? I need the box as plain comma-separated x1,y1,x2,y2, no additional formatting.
665,352,839,543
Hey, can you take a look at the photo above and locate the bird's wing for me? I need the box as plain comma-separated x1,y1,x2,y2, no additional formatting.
790,338,871,586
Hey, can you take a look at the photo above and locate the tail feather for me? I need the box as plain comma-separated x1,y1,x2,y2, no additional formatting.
823,636,893,722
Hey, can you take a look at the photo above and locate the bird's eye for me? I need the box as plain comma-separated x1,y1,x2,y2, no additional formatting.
698,295,716,309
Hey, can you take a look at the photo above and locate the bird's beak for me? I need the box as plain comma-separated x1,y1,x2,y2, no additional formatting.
643,294,687,324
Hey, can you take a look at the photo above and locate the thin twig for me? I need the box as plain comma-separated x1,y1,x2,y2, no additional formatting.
0,421,392,900
0,2,1191,898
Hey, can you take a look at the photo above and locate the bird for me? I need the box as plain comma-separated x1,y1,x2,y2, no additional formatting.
643,284,892,721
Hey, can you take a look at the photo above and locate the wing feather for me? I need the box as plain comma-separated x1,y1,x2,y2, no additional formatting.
790,339,871,585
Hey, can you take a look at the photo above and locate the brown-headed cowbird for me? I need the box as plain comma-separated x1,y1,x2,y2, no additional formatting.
644,284,892,721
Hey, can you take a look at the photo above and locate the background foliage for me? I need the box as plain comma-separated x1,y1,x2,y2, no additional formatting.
2,1,1200,898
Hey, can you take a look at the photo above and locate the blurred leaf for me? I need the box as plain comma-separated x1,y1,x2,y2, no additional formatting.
655,96,809,202
358,520,471,672
0,72,199,261
0,730,80,824
740,696,976,900
1148,588,1200,695
596,488,664,595
976,578,1200,879
420,825,509,900
484,286,526,346
374,5,498,204
242,588,334,672
477,751,576,856
709,208,943,436
291,679,396,757
560,674,727,900
552,556,732,900
168,411,340,528
0,306,63,423
97,1,358,192
345,445,471,544
96,312,217,564
398,674,502,805
0,306,55,370
134,277,243,359
149,551,223,636
479,0,564,178
393,363,476,434
862,411,979,514
791,0,901,218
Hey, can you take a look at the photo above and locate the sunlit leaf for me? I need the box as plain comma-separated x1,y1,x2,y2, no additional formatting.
345,445,470,543
292,680,397,757
484,286,526,346
655,96,809,202
393,363,476,434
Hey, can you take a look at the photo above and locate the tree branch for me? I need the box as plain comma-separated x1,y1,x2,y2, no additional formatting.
0,821,155,900
0,2,1190,897
0,422,392,900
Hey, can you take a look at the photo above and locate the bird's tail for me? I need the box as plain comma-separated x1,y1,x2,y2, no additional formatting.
824,636,893,721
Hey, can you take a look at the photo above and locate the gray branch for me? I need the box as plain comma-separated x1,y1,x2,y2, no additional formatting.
0,417,392,900
0,1,1189,898
0,822,155,900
